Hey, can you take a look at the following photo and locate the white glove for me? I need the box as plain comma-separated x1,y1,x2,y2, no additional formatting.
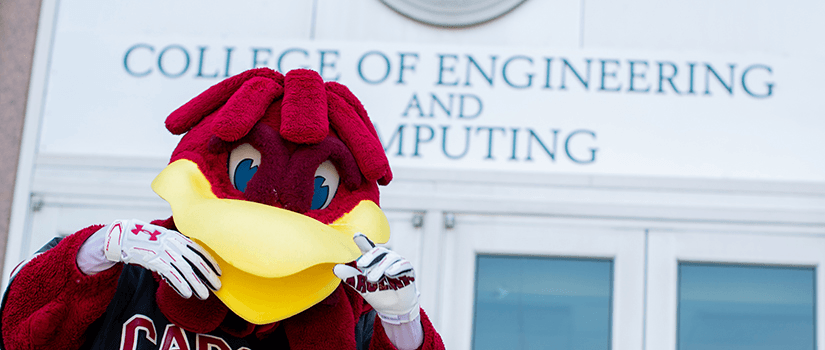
334,233,420,324
103,219,222,300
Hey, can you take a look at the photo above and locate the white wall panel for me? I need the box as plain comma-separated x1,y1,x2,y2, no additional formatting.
583,0,825,56
315,0,582,47
381,167,825,226
55,0,315,38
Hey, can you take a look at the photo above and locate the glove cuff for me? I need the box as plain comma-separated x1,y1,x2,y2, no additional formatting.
103,220,128,262
376,304,420,325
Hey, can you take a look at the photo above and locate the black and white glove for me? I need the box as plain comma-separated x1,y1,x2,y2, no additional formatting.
102,219,222,300
334,233,420,324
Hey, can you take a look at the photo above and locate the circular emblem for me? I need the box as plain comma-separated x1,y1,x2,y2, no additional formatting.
380,0,528,27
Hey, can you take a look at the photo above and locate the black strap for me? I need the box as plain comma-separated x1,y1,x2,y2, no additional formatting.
355,309,376,350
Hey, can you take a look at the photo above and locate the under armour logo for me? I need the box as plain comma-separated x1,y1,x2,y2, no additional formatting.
131,224,163,241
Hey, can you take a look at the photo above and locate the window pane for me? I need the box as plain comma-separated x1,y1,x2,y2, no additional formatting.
473,255,613,350
678,263,815,350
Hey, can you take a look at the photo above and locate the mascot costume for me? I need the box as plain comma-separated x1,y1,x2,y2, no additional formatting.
0,68,445,350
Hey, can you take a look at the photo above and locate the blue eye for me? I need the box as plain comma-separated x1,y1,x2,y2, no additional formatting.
310,160,340,210
228,143,261,193
233,159,258,193
311,176,329,210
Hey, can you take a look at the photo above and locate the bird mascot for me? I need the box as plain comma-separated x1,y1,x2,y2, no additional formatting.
0,68,445,350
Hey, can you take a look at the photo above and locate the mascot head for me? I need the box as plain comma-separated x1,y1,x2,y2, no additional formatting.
151,68,392,324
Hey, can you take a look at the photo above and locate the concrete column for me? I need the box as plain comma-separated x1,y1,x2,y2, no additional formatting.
0,0,42,274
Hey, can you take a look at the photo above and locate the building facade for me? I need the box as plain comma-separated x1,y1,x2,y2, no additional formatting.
2,1,825,349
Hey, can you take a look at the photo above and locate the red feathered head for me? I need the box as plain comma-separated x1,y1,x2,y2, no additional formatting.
164,68,391,224
151,68,393,324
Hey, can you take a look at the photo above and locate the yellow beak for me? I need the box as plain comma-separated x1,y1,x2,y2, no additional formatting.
151,159,390,324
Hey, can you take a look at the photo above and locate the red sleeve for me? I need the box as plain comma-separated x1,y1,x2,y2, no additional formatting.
370,309,445,350
1,225,124,350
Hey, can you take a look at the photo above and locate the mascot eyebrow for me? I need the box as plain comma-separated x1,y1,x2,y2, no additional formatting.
165,68,392,185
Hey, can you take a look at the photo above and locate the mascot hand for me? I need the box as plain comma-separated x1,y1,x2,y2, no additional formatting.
334,233,420,324
103,219,222,300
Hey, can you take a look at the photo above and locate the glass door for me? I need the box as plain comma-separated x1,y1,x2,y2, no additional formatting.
439,215,646,350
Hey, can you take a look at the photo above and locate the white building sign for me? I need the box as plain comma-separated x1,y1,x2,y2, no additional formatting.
39,36,822,182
